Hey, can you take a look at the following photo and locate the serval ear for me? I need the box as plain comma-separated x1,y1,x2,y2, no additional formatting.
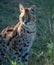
19,4,25,13
30,5,36,15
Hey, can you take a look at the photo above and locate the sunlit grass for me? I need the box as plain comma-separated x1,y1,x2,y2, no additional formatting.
11,61,16,65
11,61,24,65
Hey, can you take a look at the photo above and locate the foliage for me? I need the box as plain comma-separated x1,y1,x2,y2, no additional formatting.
11,61,16,65
11,61,24,65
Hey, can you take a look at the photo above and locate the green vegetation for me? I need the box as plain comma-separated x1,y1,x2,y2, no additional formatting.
11,61,16,65
0,0,54,65
11,61,24,65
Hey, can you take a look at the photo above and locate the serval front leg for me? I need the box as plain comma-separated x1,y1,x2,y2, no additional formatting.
22,47,30,65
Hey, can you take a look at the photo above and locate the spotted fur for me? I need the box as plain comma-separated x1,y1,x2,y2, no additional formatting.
0,4,36,65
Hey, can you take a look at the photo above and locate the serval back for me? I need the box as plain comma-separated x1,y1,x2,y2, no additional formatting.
0,4,36,65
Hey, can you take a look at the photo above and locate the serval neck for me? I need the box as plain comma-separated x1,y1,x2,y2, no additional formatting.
14,21,24,35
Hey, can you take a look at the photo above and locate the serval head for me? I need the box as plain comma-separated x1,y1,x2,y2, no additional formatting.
19,4,36,33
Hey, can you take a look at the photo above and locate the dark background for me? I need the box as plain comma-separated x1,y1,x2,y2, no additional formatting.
0,0,54,65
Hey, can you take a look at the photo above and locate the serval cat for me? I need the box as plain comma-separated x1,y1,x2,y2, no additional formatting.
0,4,36,65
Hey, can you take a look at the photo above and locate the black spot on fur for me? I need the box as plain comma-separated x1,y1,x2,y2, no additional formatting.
0,40,2,43
18,40,20,42
15,52,19,55
0,58,2,63
24,59,28,61
22,53,28,58
9,38,12,41
7,29,13,32
4,34,6,38
26,45,29,47
0,34,2,37
19,48,22,52
1,52,4,56
18,54,21,57
3,49,6,52
7,42,10,46
27,31,30,33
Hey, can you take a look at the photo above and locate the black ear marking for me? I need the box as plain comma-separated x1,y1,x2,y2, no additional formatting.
30,5,36,15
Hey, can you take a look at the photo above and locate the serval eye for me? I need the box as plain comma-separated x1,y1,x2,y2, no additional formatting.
30,10,34,15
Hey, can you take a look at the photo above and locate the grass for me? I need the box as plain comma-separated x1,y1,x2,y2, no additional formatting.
11,61,24,65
